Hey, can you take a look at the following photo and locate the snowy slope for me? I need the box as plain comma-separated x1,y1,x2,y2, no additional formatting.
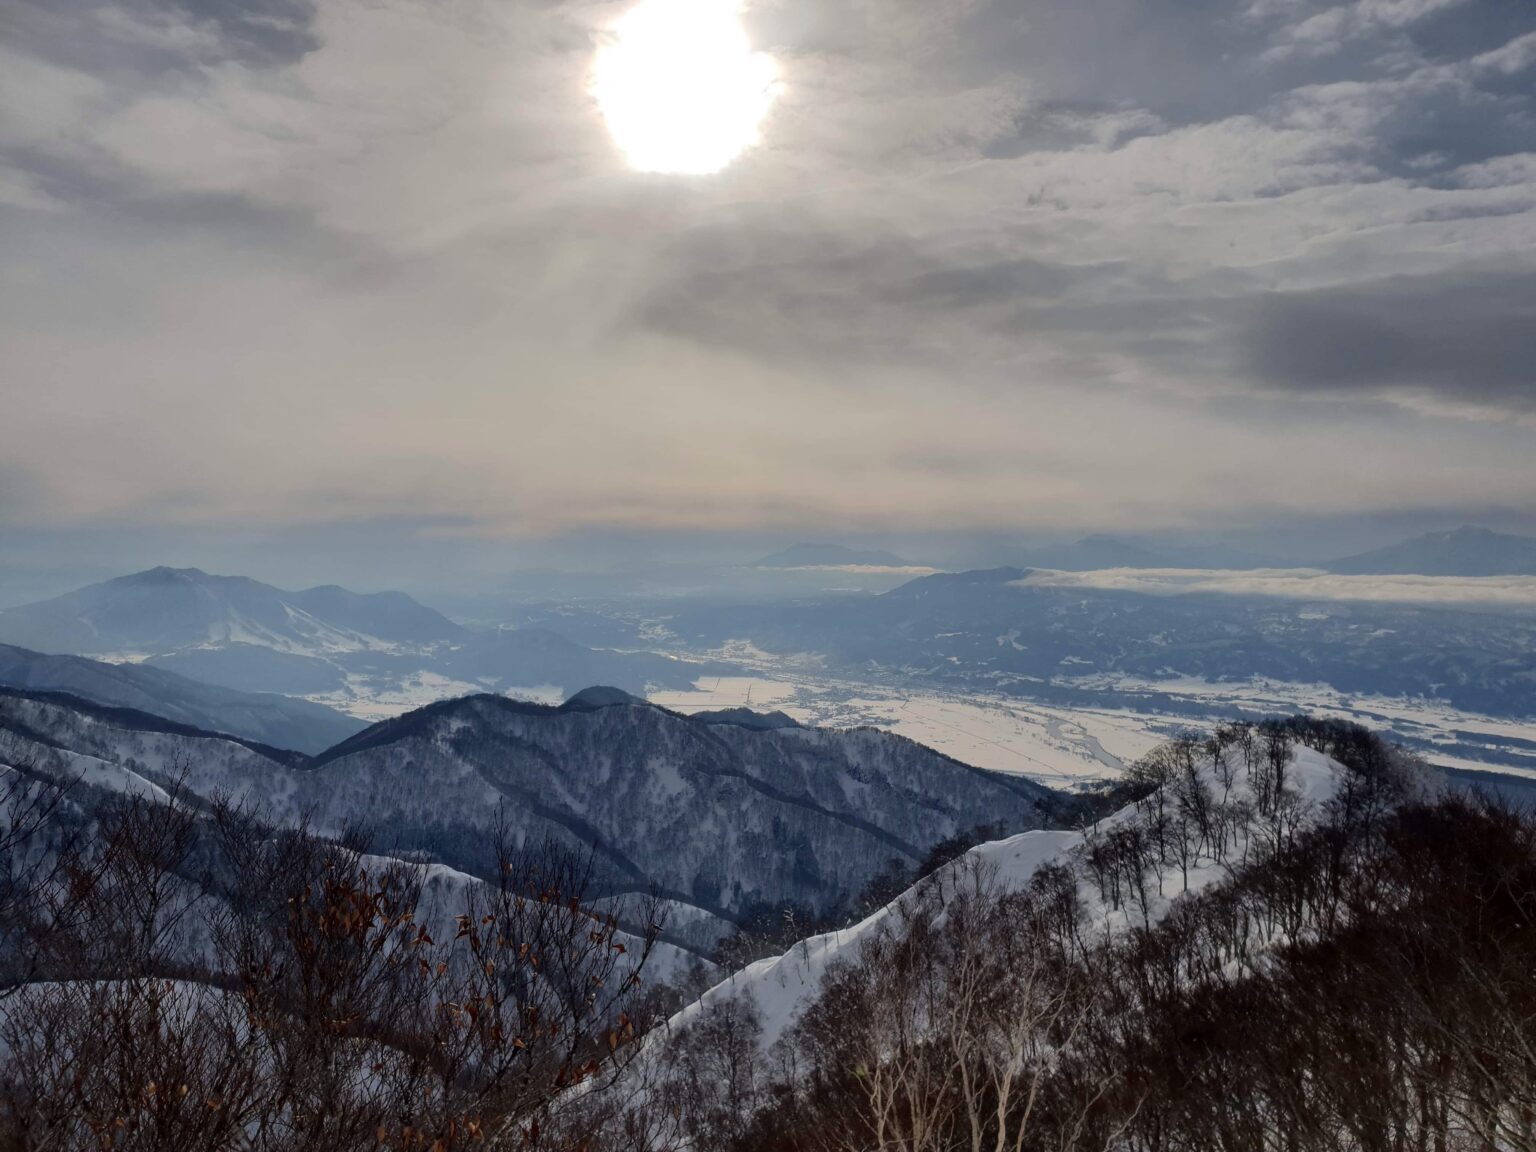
663,741,1345,1053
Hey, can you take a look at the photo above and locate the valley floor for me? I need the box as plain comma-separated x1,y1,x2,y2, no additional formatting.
649,674,1170,787
650,657,1536,785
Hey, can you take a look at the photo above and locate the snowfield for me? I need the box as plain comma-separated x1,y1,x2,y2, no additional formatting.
651,675,1170,786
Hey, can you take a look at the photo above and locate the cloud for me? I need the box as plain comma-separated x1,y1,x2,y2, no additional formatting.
1015,567,1536,610
1470,29,1536,75
1242,265,1536,410
1261,0,1474,60
0,0,1534,559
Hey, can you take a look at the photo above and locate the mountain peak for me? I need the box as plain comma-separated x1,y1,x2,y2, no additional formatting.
124,565,210,582
0,567,464,659
561,685,646,711
691,707,803,731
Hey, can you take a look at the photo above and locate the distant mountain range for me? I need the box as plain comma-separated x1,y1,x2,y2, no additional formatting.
988,527,1536,576
0,566,464,656
665,564,1536,719
1324,526,1536,577
0,643,365,753
0,568,724,708
1,685,1058,943
754,543,912,568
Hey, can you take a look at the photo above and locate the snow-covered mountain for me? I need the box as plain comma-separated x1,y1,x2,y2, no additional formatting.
298,694,1057,923
1326,524,1536,576
0,644,365,753
0,568,723,710
0,687,1058,939
666,563,1536,718
0,566,465,658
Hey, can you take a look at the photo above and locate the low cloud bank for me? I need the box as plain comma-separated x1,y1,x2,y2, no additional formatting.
1013,568,1536,610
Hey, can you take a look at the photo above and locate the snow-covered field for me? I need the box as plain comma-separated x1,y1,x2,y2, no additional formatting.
650,675,1171,786
653,663,1536,784
288,645,1531,785
1068,673,1536,779
308,672,489,721
1016,568,1536,610
309,674,565,721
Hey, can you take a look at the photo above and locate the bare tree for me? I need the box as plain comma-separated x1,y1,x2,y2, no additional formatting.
0,786,665,1151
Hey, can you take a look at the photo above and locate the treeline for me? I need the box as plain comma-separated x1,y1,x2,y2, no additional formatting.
0,762,667,1151
638,719,1536,1152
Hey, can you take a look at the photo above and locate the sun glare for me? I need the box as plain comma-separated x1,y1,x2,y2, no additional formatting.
592,0,778,175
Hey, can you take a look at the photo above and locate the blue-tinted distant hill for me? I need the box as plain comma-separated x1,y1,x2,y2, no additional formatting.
1326,526,1536,576
0,567,724,705
0,643,365,753
0,566,464,657
664,565,1536,719
441,629,721,695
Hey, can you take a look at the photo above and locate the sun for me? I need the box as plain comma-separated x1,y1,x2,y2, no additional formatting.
592,0,779,176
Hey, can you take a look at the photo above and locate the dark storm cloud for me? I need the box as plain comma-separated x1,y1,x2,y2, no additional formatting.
1245,265,1536,408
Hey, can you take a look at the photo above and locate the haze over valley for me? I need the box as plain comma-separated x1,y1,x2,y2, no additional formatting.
3,532,1535,783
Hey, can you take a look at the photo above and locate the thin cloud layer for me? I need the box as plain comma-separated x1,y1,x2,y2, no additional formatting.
0,0,1534,557
1017,568,1536,609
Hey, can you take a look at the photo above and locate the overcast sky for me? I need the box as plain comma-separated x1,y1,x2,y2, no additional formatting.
2,0,1535,590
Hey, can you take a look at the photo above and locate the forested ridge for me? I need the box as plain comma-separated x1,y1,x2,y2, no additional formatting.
0,715,1530,1151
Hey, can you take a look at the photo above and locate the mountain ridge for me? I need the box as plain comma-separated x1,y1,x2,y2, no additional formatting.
0,683,309,767
0,568,725,705
1325,525,1536,576
1,686,1059,932
0,566,465,657
665,562,1536,719
0,643,365,753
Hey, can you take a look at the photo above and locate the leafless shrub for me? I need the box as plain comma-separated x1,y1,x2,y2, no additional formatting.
0,787,665,1150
